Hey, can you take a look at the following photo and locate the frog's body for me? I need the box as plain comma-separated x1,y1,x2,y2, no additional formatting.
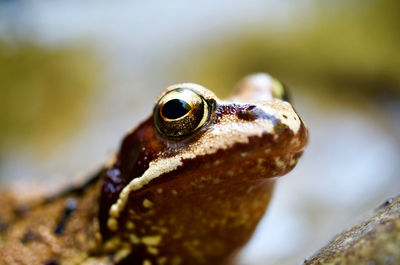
0,73,308,265
0,180,104,265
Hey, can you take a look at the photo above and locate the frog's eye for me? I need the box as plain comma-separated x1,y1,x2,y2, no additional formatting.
270,78,290,102
153,88,210,138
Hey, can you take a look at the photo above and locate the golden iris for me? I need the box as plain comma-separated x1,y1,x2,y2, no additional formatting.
154,88,210,138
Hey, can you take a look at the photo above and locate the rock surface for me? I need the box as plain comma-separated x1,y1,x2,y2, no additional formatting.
303,195,400,265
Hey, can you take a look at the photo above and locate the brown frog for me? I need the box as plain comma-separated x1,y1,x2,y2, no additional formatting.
0,73,308,265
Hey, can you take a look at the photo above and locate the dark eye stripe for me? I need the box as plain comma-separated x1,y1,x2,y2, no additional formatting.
161,99,192,120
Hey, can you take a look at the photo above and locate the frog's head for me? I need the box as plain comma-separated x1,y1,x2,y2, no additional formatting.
99,73,308,264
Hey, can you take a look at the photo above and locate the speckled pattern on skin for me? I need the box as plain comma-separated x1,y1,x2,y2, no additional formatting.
303,195,400,265
0,181,106,265
0,73,308,265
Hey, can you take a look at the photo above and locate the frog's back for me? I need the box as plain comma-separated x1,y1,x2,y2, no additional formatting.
0,181,105,265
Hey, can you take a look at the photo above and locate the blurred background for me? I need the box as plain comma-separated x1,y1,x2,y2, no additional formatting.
0,1,399,264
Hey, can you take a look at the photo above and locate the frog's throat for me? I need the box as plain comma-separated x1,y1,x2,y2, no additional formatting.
106,102,303,231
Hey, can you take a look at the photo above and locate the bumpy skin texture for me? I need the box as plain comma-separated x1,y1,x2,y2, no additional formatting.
0,73,308,265
0,182,106,265
303,195,400,265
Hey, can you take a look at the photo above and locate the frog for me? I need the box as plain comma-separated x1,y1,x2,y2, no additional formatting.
0,73,308,265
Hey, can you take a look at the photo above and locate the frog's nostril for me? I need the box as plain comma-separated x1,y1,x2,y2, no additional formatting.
237,105,257,121
237,105,276,123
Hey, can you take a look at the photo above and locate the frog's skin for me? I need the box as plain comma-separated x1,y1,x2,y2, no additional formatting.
0,73,308,265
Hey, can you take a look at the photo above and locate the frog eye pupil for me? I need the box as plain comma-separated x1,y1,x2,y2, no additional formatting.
161,99,192,119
